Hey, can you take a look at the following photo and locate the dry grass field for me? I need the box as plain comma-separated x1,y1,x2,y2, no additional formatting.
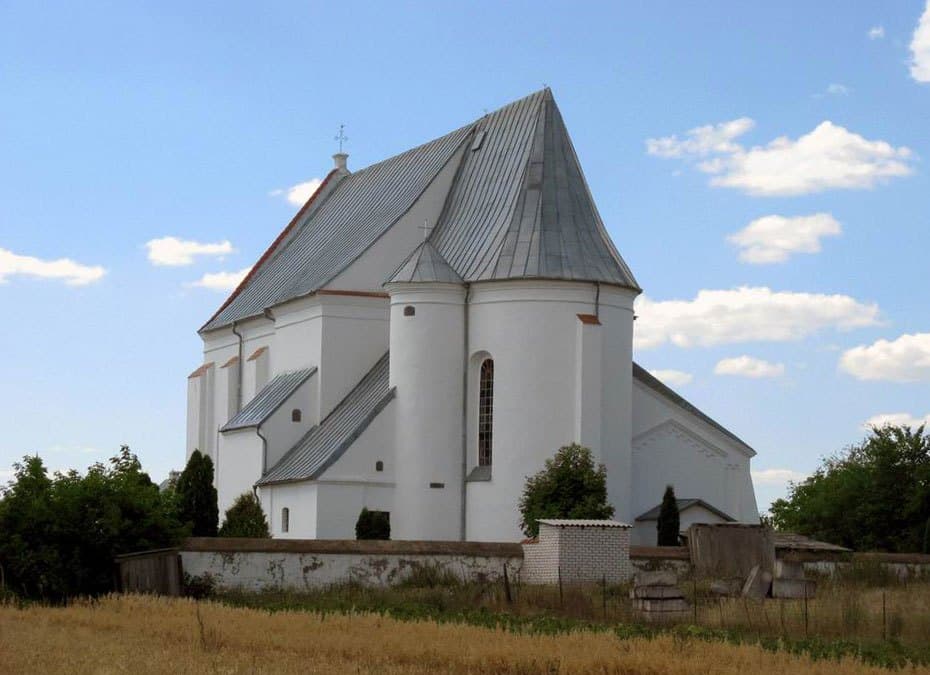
2,594,929,675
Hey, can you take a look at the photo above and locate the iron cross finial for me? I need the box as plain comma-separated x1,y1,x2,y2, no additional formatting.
419,220,433,240
334,124,348,153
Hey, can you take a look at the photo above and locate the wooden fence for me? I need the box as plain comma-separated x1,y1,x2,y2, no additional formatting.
114,548,182,596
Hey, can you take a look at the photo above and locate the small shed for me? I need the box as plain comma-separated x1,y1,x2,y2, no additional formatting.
522,519,633,584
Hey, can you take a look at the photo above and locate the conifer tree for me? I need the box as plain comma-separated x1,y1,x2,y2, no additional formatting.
656,484,680,546
175,450,218,537
219,492,270,538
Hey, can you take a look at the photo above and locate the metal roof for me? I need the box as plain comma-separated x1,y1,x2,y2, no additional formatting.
202,126,471,331
538,519,632,528
220,368,316,432
635,499,735,522
257,353,393,485
387,240,463,284
632,362,755,455
432,89,639,288
202,88,640,332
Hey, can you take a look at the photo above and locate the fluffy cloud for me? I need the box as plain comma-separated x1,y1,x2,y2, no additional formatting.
728,213,842,264
646,118,754,158
868,26,885,40
634,287,880,350
839,332,930,382
648,369,693,387
911,1,930,82
864,412,930,430
145,237,234,266
270,178,323,207
647,119,913,196
714,356,785,378
187,267,252,292
752,468,808,486
0,247,106,286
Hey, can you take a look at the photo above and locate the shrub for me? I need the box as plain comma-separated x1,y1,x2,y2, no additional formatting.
519,443,614,538
219,492,270,538
175,450,218,537
355,508,390,540
656,485,680,546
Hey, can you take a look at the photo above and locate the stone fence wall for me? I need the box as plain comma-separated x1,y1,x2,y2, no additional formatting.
180,538,522,592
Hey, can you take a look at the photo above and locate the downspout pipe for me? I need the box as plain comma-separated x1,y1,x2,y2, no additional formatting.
459,282,471,541
231,321,244,412
594,281,601,320
257,423,268,475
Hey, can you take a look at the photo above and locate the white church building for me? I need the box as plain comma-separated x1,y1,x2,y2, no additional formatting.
186,89,759,544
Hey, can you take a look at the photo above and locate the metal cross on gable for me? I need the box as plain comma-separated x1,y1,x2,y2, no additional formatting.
419,220,433,240
334,124,348,153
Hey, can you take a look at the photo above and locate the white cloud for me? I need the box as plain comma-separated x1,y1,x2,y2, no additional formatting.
0,468,14,484
863,412,930,430
911,1,930,82
714,356,785,378
869,25,885,40
270,178,323,207
728,213,842,264
839,332,930,382
646,118,754,158
752,468,808,486
648,369,693,387
0,247,106,286
145,237,234,267
187,267,252,292
647,119,913,196
634,287,880,350
826,83,851,96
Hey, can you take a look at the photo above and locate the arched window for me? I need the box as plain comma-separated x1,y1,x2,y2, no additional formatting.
375,460,384,472
281,507,290,533
291,409,302,422
478,358,494,466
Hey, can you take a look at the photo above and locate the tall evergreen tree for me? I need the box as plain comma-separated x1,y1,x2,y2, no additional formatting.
656,484,680,546
175,450,218,537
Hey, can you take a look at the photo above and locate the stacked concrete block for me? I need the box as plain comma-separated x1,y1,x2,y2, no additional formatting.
630,570,690,622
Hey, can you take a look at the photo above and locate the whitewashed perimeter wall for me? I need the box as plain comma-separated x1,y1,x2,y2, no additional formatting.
181,543,521,591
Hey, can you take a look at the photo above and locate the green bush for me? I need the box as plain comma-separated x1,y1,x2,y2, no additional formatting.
518,443,614,538
219,492,270,538
0,447,185,600
355,508,390,540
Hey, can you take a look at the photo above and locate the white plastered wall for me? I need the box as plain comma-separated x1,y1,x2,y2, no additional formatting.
464,281,636,542
630,381,759,546
217,429,264,516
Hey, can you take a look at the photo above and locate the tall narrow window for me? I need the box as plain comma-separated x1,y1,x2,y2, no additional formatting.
281,507,290,533
478,358,494,466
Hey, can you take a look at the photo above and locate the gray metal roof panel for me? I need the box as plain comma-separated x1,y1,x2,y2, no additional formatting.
632,362,755,455
257,353,392,485
387,240,463,284
203,126,472,331
220,368,316,432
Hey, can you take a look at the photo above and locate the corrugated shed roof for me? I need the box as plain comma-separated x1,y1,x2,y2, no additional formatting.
387,240,463,284
635,499,735,522
632,362,755,455
221,368,316,432
257,353,393,485
431,89,638,288
202,88,640,332
538,519,632,528
202,126,472,331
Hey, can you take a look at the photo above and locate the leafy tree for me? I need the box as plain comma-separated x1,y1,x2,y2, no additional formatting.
175,450,218,537
770,425,930,552
656,485,680,546
518,443,614,538
355,507,391,540
219,492,270,538
0,447,185,599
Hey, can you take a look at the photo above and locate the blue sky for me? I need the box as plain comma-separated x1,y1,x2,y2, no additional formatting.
2,1,929,512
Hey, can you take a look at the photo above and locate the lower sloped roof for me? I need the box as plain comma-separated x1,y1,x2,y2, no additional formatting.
635,499,735,522
221,368,316,432
257,352,393,485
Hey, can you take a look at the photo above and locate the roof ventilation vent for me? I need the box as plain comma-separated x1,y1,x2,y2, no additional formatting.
471,130,486,152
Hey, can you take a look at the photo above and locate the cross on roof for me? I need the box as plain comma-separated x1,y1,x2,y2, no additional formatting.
419,220,433,240
334,124,348,153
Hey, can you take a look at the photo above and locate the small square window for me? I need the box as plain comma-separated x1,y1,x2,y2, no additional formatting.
291,409,302,422
404,305,415,317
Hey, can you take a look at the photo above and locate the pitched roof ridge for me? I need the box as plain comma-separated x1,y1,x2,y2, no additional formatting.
199,169,342,333
386,239,463,284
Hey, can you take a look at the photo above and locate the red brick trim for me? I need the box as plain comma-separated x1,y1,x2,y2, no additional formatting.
246,346,267,362
317,289,390,299
221,356,239,368
577,313,601,325
182,537,524,557
187,362,215,379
